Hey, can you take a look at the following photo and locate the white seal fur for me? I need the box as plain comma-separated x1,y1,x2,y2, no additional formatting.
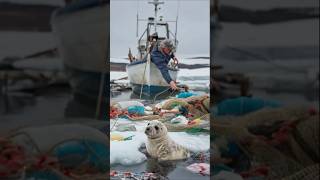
145,120,190,161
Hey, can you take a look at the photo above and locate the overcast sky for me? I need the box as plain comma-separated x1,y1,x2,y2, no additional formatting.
110,0,209,58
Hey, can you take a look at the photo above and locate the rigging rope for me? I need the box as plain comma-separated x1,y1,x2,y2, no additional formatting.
139,55,149,99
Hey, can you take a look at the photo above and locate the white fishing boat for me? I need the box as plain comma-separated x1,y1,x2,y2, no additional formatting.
126,0,179,97
51,0,108,119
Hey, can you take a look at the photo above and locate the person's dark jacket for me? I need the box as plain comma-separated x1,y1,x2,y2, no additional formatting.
150,44,175,84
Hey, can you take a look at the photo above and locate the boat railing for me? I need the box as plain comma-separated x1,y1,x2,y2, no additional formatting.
138,28,148,47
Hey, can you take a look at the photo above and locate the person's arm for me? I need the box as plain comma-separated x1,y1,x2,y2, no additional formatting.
159,67,178,90
151,51,173,83
151,51,177,90
159,67,173,84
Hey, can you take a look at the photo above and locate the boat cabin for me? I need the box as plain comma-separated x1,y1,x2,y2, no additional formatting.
136,16,177,60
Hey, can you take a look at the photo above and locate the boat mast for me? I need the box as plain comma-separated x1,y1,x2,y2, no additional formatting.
174,0,180,47
148,0,164,33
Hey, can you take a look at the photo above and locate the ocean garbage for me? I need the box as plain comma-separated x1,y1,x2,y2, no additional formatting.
111,133,135,141
188,117,202,125
214,97,281,116
113,101,144,110
145,106,153,111
110,101,158,119
110,94,210,178
212,103,319,179
0,124,110,179
176,91,197,98
110,94,211,167
111,133,125,141
153,95,210,119
128,106,145,116
164,114,209,132
0,138,26,178
115,124,137,132
53,140,108,172
0,137,85,179
186,163,210,176
170,115,189,125
110,170,166,180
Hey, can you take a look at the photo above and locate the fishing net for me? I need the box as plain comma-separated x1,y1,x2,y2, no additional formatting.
5,124,109,178
232,106,311,128
185,95,210,112
161,98,189,110
127,115,164,121
212,106,317,179
213,106,312,139
288,115,319,166
184,95,209,104
0,137,26,179
239,140,303,179
281,163,319,180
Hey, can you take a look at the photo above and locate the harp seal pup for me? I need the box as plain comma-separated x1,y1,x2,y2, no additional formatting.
145,120,190,161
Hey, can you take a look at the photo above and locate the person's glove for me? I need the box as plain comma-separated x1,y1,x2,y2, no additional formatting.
173,57,179,65
169,81,178,90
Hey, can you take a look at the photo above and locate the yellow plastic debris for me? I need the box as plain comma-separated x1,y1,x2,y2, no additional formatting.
188,118,201,125
111,133,124,141
193,118,201,125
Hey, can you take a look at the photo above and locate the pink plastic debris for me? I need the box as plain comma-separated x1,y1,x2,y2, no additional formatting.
186,163,210,176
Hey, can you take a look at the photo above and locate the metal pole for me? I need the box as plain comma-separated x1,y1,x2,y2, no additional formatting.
154,3,157,32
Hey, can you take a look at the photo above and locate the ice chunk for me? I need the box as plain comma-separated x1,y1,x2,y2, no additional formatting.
110,132,147,166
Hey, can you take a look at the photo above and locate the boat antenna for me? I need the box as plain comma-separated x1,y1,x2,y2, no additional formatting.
175,0,180,47
136,0,139,37
148,0,164,33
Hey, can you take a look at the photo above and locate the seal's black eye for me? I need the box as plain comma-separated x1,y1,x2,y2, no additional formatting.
147,123,150,125
155,126,159,130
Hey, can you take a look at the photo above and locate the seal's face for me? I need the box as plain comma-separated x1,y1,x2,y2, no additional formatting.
145,120,167,139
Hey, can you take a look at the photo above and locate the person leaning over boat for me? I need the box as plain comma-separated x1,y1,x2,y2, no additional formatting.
150,39,179,90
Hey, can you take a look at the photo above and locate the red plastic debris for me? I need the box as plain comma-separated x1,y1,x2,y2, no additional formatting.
199,165,206,176
0,137,26,177
188,120,196,125
186,114,194,118
110,170,117,176
123,171,132,177
110,107,120,118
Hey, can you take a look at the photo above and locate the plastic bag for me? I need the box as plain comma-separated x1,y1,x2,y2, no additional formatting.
53,140,108,172
127,106,145,115
170,115,189,125
111,133,124,141
186,163,210,175
114,101,144,110
215,97,281,116
176,92,196,98
115,124,137,132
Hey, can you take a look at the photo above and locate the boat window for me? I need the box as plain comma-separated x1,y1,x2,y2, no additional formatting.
148,24,168,39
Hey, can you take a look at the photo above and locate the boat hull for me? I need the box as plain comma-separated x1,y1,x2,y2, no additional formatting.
51,0,108,73
126,59,178,96
51,0,108,119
